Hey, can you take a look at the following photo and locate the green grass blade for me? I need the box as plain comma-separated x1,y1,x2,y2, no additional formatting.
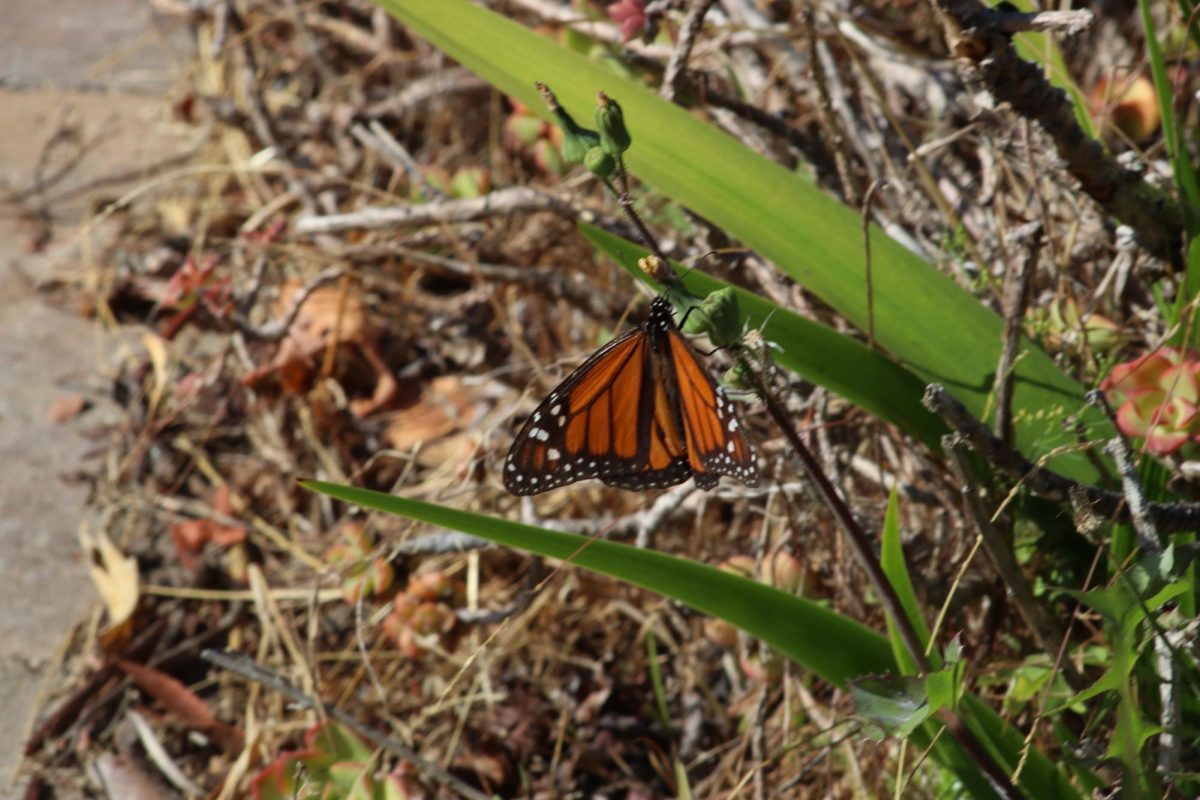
879,487,932,675
380,0,1106,483
1139,0,1200,234
645,629,671,729
581,224,946,448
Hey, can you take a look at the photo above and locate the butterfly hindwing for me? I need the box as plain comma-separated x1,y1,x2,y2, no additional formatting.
665,328,757,488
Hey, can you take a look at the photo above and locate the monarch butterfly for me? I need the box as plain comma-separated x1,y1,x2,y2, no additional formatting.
504,295,757,494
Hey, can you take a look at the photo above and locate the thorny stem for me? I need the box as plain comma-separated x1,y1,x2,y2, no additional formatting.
609,156,673,271
736,355,1023,799
928,0,1183,262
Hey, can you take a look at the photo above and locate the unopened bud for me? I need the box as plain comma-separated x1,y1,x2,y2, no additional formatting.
584,145,616,178
682,287,742,347
535,80,600,163
594,91,631,156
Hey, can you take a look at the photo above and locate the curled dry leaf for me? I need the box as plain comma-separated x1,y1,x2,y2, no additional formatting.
80,527,139,647
243,279,399,416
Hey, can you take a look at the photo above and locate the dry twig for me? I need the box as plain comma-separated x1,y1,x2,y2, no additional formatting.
930,0,1183,260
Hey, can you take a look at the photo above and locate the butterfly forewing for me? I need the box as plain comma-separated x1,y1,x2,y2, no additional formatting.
600,360,692,490
504,326,655,494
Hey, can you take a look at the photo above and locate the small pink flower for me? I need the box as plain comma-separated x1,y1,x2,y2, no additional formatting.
1101,347,1200,454
607,0,647,43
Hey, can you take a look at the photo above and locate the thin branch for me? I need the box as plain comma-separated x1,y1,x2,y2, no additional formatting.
293,186,611,235
365,68,490,118
802,5,860,205
660,0,717,103
987,8,1095,36
993,223,1041,445
351,121,446,200
923,384,1200,534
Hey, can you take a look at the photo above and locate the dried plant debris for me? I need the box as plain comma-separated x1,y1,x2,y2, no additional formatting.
17,0,1200,797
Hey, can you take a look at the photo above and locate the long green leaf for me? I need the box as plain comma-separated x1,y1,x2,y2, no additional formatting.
381,0,1106,483
304,479,1081,798
304,481,890,682
1139,0,1200,235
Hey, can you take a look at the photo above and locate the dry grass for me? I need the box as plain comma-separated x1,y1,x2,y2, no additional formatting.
14,0,1191,797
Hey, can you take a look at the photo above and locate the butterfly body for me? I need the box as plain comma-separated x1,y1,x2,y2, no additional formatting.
505,296,757,494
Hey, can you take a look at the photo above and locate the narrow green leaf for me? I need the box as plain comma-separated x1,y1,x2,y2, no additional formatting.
674,758,694,800
303,479,1082,798
1140,0,1200,234
879,487,932,675
304,480,892,683
645,629,672,729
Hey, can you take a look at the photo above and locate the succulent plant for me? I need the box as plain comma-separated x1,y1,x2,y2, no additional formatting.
1101,347,1200,455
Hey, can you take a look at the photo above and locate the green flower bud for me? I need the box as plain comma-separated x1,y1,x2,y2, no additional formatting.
682,287,742,347
584,145,616,178
557,115,600,163
593,91,631,156
536,80,600,163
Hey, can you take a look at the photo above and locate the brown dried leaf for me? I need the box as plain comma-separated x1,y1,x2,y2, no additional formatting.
279,279,370,352
80,528,139,631
380,376,486,469
116,660,244,755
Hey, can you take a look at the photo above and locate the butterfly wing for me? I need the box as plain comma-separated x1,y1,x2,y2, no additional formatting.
599,361,692,490
504,295,757,495
664,328,757,489
504,326,656,495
